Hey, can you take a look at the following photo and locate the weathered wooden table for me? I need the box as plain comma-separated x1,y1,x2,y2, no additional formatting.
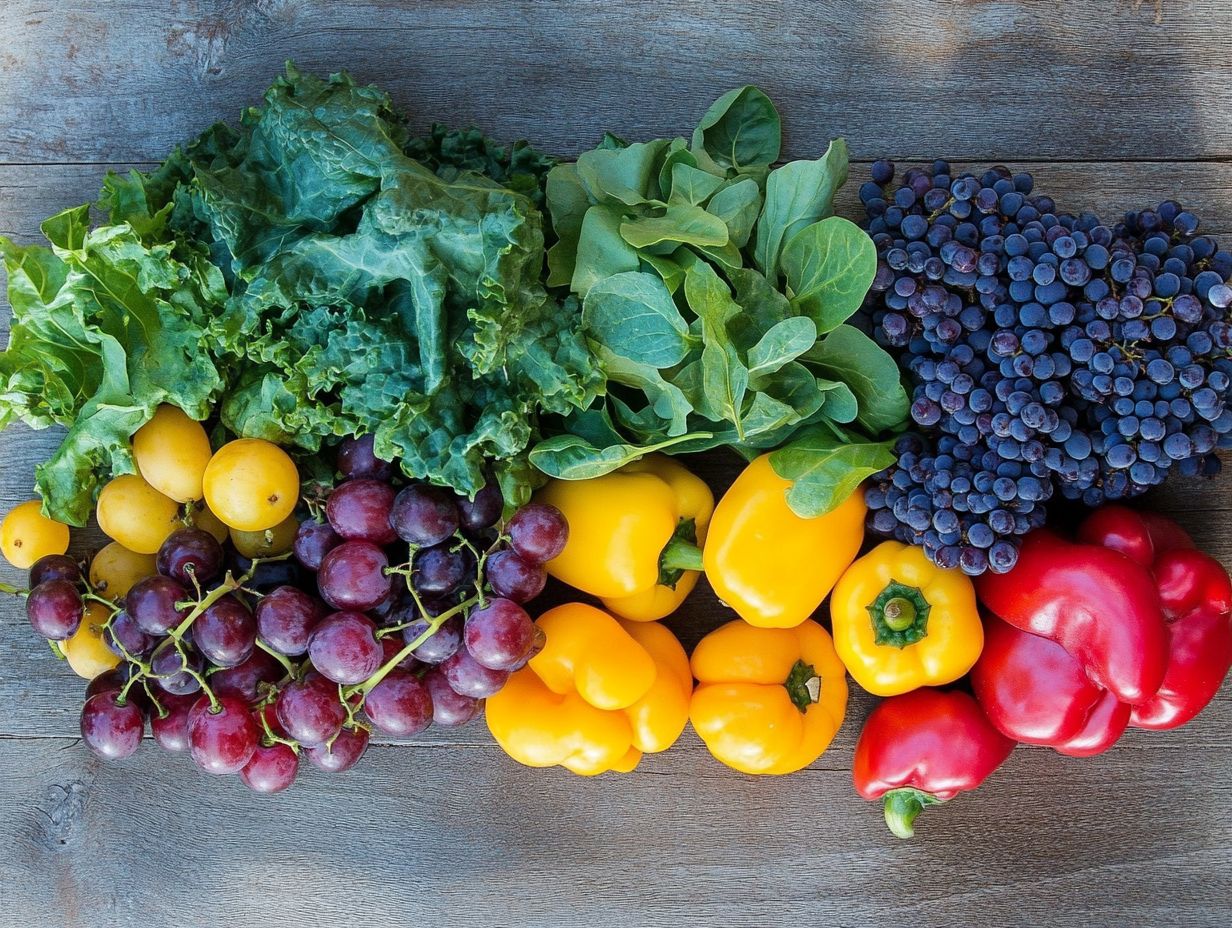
2,2,1230,925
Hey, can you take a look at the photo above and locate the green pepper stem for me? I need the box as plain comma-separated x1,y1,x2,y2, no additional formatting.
881,788,943,840
882,597,918,632
660,537,703,572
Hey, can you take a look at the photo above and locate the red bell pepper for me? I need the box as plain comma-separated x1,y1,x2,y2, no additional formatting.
974,505,1232,751
853,688,1014,839
971,615,1130,756
1077,506,1232,731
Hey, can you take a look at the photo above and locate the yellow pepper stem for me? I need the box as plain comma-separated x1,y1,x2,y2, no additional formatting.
658,518,703,587
866,581,931,649
783,659,821,713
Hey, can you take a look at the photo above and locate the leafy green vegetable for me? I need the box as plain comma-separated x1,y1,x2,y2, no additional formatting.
0,65,598,522
531,87,906,510
768,427,896,518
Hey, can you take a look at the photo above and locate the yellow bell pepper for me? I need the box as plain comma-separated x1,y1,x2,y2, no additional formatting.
703,454,865,628
690,618,848,775
830,540,983,697
485,603,691,775
536,455,714,621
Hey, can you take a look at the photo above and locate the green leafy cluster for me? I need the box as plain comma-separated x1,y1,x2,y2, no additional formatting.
0,65,598,524
529,87,908,515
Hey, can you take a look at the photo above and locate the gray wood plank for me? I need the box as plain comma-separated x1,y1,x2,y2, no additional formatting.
1,1,1230,163
1,732,1229,928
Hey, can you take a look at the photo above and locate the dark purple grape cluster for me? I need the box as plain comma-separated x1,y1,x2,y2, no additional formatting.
34,433,566,793
859,160,1232,575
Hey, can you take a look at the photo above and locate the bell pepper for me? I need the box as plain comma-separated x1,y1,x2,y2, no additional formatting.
485,603,690,775
974,505,1232,752
536,456,714,621
831,540,983,696
689,618,847,775
971,615,1131,756
853,688,1014,839
1077,506,1232,731
703,455,865,629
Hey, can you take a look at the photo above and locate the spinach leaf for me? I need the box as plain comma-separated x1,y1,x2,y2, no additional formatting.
582,271,693,367
705,177,762,248
545,163,591,286
620,203,730,249
804,325,909,434
576,139,669,205
529,430,706,480
691,86,782,174
753,138,849,281
769,428,896,517
667,163,726,206
781,216,877,332
746,316,818,379
571,205,642,295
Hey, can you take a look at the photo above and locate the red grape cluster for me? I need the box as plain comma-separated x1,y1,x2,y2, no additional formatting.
26,434,567,794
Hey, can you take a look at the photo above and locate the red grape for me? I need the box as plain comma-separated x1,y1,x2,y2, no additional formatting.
425,668,483,727
390,485,460,546
403,614,462,664
156,528,223,586
29,553,82,586
464,598,535,671
380,634,421,671
326,478,398,545
255,585,323,656
26,579,84,640
86,668,126,701
127,575,190,635
441,648,510,697
212,648,282,702
304,725,369,773
308,611,383,685
194,594,257,667
412,544,472,595
188,694,259,775
275,672,346,746
150,640,203,696
229,552,306,594
293,518,341,571
457,482,503,533
484,549,546,603
240,741,299,793
104,609,154,657
316,541,392,612
80,692,144,760
149,691,198,753
337,434,394,481
363,670,433,736
507,625,547,671
507,503,568,565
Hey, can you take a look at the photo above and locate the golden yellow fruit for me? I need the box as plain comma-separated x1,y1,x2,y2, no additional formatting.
89,541,157,600
63,602,121,679
185,501,229,544
202,439,299,532
1,500,70,569
96,474,182,555
132,404,214,503
230,513,299,559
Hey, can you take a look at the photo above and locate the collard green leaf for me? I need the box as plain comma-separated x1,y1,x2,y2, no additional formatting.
768,428,896,517
753,138,849,281
804,324,909,434
691,86,782,174
781,216,877,333
705,177,762,248
746,316,818,380
529,430,705,480
582,271,693,367
620,203,730,250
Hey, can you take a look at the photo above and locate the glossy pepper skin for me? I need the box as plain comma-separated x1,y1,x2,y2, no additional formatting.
703,455,865,629
853,688,1014,839
1078,506,1232,730
831,541,983,696
537,456,714,621
976,527,1168,705
485,603,690,775
690,619,847,775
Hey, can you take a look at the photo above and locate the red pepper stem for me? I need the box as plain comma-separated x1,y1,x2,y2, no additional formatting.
881,787,943,840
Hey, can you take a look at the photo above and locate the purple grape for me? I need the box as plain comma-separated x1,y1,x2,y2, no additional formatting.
484,549,546,603
255,585,324,657
404,614,462,664
187,693,259,775
304,725,369,773
276,672,346,746
26,579,84,640
464,598,536,671
441,648,510,698
29,554,82,587
240,740,299,793
457,481,503,533
104,609,154,657
363,670,433,736
412,544,471,595
150,640,203,696
80,692,144,760
193,594,257,668
126,575,190,636
293,518,341,571
156,528,223,586
308,611,383,685
211,649,282,702
337,434,394,481
389,485,460,546
424,667,483,727
316,541,392,612
506,503,568,565
326,478,398,545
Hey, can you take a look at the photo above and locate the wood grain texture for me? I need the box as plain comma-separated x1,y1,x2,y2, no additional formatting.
1,1,1230,163
2,3,1232,925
